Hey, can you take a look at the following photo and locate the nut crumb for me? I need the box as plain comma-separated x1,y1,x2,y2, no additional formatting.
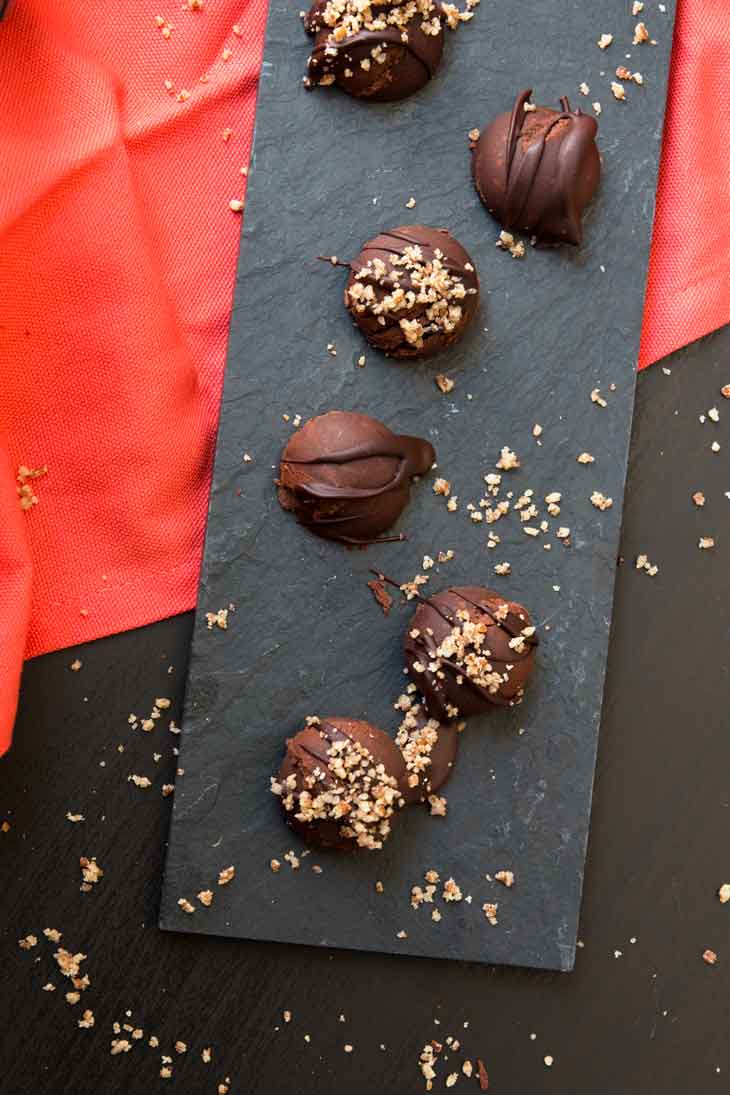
495,870,514,888
699,537,715,550
177,898,195,914
597,33,613,49
482,902,498,925
718,883,730,903
197,889,213,907
703,949,718,965
590,491,613,511
206,608,229,630
435,374,455,394
633,21,649,44
495,446,519,471
218,865,236,885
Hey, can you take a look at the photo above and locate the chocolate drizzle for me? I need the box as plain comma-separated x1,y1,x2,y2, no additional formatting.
304,0,445,102
345,225,480,360
404,586,538,720
472,88,601,246
275,717,406,850
277,410,435,543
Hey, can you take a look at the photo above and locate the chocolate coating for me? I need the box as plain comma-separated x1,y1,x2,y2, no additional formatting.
395,701,460,805
472,89,601,246
304,0,444,102
277,410,435,544
345,226,480,359
273,717,406,850
404,586,538,720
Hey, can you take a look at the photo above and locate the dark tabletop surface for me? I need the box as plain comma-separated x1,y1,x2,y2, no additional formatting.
2,325,730,1095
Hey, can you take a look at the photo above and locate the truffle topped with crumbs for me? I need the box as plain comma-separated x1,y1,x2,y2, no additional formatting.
395,701,460,804
304,0,473,101
472,89,600,246
404,586,538,719
272,717,406,850
345,226,480,359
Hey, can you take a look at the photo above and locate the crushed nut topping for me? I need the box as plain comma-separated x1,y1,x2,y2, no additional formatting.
633,21,649,44
590,491,613,511
272,722,404,851
347,241,477,352
496,231,525,259
495,446,520,471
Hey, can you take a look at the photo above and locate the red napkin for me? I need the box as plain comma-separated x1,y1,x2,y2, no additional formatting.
0,0,727,756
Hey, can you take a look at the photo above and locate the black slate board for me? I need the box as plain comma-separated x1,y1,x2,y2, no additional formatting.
161,0,677,970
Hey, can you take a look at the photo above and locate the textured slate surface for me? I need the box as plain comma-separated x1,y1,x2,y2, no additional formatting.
161,0,676,969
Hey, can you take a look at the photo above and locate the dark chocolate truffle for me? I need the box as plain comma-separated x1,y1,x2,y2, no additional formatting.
277,410,435,544
272,716,406,850
303,0,446,102
345,226,479,359
395,701,460,805
471,88,600,246
404,586,538,720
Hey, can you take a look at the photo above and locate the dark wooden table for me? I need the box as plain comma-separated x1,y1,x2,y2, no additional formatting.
3,328,729,1095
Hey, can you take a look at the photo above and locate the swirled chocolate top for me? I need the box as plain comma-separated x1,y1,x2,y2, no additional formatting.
277,410,435,544
472,89,600,246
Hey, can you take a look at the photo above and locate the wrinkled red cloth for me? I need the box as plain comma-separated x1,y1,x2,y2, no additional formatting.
0,0,727,755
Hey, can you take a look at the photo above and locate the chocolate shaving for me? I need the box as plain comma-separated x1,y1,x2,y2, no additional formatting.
367,578,393,616
477,1058,489,1090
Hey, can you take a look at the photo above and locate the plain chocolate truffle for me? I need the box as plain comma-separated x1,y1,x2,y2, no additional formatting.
277,410,435,544
404,586,538,720
395,701,460,805
472,88,600,246
304,0,474,102
273,716,406,850
345,226,479,359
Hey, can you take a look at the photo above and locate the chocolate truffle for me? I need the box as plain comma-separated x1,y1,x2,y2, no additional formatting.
395,701,460,805
404,586,538,720
345,226,479,359
471,88,600,246
277,410,435,544
272,716,406,850
303,0,450,102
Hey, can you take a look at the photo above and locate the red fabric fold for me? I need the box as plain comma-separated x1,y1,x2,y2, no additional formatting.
0,0,727,753
639,1,730,368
